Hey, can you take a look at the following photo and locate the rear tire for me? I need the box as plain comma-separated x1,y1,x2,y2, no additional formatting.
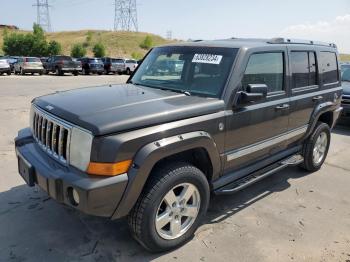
7,71,11,75
20,68,25,75
300,122,331,172
128,162,210,252
126,68,131,75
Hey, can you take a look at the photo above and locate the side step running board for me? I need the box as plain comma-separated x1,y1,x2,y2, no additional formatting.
215,154,304,195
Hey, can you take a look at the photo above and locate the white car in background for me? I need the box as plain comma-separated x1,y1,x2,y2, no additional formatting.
124,59,138,75
0,59,11,75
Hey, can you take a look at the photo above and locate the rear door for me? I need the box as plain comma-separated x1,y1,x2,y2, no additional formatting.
287,47,332,145
224,48,290,176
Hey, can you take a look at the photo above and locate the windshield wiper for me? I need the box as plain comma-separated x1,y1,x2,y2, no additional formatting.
160,88,191,96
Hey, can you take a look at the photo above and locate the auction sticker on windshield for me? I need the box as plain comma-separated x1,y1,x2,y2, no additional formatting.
192,54,223,64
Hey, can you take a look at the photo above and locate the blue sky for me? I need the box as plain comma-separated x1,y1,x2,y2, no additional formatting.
1,0,350,52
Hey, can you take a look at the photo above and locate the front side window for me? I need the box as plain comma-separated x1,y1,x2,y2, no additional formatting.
242,52,284,93
320,52,338,84
131,46,238,98
290,51,318,88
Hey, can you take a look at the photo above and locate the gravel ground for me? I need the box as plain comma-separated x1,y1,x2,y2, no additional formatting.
0,75,349,262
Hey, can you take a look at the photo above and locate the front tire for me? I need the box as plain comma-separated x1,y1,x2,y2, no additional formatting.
128,162,210,252
300,122,331,172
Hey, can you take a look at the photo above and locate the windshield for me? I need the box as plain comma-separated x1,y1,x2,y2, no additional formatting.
341,65,350,81
130,46,238,98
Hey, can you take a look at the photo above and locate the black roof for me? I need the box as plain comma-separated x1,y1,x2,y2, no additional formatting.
163,38,338,50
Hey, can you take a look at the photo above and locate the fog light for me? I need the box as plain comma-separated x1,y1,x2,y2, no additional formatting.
68,187,80,206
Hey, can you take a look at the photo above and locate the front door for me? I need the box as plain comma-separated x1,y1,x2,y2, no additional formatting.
224,50,290,177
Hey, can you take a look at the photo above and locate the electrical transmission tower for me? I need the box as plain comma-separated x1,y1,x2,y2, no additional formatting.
114,0,138,32
33,0,52,32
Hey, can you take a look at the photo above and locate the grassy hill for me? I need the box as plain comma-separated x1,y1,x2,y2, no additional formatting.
0,28,173,58
340,54,350,62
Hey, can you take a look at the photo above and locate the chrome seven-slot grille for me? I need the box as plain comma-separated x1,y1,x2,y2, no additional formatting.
32,106,71,164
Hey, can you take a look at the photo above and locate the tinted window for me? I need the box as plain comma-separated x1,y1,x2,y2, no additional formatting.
55,56,72,61
320,52,338,84
26,57,41,62
126,59,136,63
290,51,317,88
115,59,125,63
242,52,284,93
309,52,317,86
88,58,102,63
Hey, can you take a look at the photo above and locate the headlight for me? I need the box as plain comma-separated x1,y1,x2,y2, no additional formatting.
69,127,93,171
29,105,35,132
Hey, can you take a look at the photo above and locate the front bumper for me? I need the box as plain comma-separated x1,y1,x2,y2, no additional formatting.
340,102,350,118
15,128,128,218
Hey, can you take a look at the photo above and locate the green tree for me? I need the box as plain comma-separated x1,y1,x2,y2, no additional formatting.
92,43,106,58
47,40,62,56
2,24,60,57
70,43,86,58
83,31,93,47
139,35,153,50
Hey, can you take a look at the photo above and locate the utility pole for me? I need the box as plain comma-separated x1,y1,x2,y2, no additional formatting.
114,0,138,32
166,30,172,40
33,0,52,32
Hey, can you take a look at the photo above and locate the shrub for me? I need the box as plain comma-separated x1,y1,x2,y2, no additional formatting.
131,52,143,60
47,40,62,56
139,35,153,50
92,43,106,58
70,43,86,58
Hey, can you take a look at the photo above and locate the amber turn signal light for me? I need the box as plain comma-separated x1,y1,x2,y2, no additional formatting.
87,160,132,176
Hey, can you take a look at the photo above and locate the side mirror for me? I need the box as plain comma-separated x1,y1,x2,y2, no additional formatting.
237,84,268,105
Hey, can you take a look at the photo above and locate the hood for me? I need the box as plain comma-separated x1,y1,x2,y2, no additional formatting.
342,81,350,95
34,84,224,136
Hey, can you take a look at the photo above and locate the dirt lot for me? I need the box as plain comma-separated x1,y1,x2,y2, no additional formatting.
0,75,350,262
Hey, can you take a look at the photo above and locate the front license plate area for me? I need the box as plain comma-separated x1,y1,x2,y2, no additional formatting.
18,155,35,187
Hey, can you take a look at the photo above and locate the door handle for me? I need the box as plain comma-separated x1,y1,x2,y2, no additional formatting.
312,96,323,102
275,104,290,110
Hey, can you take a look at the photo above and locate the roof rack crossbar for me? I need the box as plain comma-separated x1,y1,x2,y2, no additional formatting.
268,38,337,48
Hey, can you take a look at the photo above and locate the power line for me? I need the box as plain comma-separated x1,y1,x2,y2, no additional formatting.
114,0,138,32
33,0,52,32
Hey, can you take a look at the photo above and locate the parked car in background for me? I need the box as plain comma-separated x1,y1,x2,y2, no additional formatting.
101,57,121,75
43,56,82,76
3,56,19,73
0,59,11,75
14,57,44,75
114,58,127,74
340,63,350,120
124,59,138,75
78,57,104,75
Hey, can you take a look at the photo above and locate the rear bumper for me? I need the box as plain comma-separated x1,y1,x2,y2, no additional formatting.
0,67,11,72
23,68,44,73
15,128,128,218
61,67,82,72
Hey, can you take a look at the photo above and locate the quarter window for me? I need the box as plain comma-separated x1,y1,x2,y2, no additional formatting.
290,51,318,88
320,52,338,84
242,52,284,93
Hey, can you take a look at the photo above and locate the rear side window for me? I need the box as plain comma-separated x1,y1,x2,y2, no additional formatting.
242,52,284,93
290,51,318,88
320,52,338,84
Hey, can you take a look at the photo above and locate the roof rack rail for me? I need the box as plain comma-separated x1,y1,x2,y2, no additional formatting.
268,38,337,48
